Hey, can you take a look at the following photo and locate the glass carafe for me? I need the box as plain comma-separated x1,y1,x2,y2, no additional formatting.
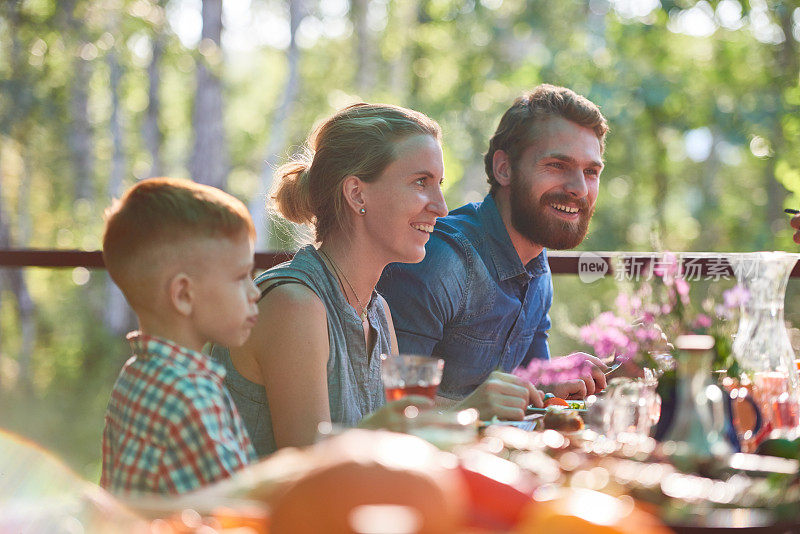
730,251,800,440
662,335,732,457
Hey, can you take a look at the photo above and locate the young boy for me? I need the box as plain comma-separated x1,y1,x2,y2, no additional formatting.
100,177,260,495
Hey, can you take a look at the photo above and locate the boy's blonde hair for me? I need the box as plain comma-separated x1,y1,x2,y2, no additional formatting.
103,177,255,306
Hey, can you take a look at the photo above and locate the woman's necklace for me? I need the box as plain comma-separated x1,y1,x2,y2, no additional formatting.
319,249,369,323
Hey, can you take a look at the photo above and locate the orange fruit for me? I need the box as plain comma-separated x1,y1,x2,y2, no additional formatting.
517,488,671,534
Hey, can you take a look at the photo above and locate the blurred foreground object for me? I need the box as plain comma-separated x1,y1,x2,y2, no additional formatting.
517,487,671,534
196,429,466,534
0,429,147,533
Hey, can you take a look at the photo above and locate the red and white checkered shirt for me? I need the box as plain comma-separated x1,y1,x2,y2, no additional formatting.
100,332,256,495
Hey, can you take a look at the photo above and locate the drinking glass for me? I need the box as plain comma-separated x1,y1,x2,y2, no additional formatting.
730,252,800,440
380,354,444,401
595,377,656,440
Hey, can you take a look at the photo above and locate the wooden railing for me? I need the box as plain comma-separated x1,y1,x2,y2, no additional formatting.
0,249,293,270
4,249,800,277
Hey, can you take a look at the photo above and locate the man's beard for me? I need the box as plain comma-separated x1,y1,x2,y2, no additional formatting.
509,174,594,250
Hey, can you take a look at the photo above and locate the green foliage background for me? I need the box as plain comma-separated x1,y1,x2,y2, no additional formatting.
2,0,800,480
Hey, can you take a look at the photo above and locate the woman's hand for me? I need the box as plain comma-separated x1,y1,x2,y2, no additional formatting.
359,396,434,432
451,371,544,421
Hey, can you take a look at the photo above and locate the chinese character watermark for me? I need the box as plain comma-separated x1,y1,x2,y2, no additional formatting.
578,252,737,283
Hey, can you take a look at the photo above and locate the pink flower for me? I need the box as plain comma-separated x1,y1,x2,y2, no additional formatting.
675,277,690,297
654,252,681,281
723,285,749,310
513,353,593,386
630,296,643,314
615,293,630,313
694,313,712,329
638,284,652,298
634,325,661,342
715,304,733,321
644,303,661,317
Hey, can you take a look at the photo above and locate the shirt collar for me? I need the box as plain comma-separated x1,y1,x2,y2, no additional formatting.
477,194,549,281
126,331,227,380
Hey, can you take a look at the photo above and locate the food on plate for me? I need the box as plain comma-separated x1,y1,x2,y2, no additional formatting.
543,396,569,407
543,407,584,433
527,397,586,416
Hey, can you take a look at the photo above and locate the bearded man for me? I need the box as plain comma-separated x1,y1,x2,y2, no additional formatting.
378,84,610,415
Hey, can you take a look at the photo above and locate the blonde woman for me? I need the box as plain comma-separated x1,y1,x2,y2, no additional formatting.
213,104,543,456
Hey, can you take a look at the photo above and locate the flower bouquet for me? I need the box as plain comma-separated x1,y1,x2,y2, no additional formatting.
578,252,745,376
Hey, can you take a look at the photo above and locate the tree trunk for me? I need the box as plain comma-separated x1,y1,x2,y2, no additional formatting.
104,41,135,335
16,151,32,247
0,153,36,394
189,0,228,189
144,32,164,178
351,0,376,93
649,113,668,243
408,2,430,105
2,1,37,393
107,48,125,210
70,55,95,201
53,0,94,200
698,129,722,249
388,0,417,98
0,153,6,391
251,0,305,249
7,268,35,394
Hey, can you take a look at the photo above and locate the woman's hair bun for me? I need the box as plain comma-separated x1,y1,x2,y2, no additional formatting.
271,154,314,224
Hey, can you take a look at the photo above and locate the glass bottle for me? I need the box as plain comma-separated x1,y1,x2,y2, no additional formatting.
661,335,732,457
730,252,800,440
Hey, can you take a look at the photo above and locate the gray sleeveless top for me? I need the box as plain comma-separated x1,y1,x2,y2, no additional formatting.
211,245,389,457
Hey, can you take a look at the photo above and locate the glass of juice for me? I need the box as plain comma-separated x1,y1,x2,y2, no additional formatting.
380,354,444,401
753,370,800,431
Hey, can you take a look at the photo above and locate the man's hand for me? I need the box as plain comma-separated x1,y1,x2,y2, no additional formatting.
452,371,544,421
547,352,608,399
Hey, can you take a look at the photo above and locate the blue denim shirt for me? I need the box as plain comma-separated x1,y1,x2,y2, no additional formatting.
378,194,552,400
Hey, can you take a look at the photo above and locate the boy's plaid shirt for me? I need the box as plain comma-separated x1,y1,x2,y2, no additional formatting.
100,332,256,495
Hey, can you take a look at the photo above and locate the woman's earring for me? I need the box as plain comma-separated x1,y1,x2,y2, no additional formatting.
359,207,366,215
